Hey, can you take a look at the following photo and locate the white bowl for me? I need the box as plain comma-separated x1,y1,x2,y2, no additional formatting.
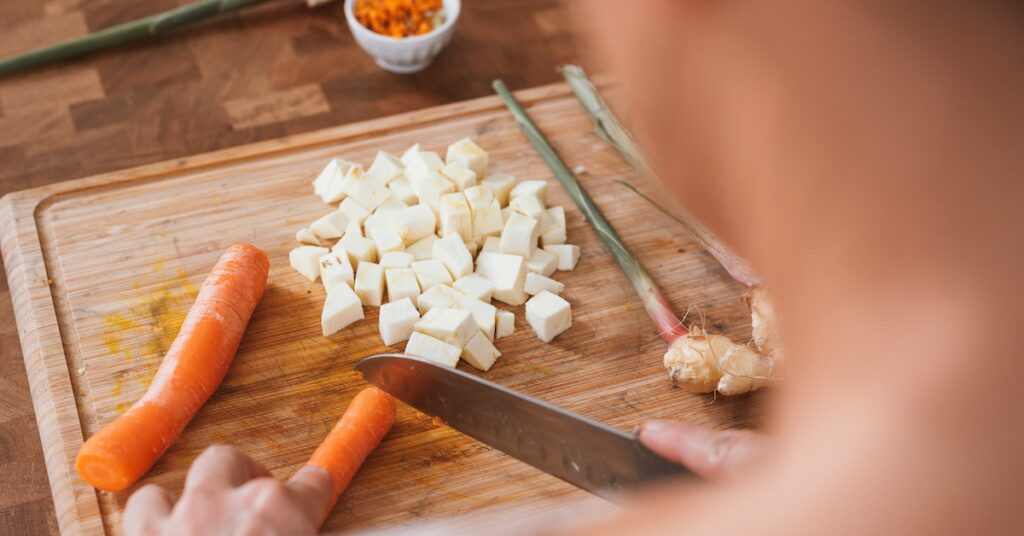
344,0,461,74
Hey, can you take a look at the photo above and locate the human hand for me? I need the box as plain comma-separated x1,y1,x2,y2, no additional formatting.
639,421,767,482
124,445,333,536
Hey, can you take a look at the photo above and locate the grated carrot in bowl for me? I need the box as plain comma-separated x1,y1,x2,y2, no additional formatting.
354,0,445,39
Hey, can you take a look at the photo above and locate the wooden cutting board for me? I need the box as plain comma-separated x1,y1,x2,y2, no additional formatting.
0,82,765,535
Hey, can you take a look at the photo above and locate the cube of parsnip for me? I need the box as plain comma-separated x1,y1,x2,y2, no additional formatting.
404,331,461,367
481,236,501,253
525,291,572,342
413,171,455,216
415,284,466,315
369,227,405,255
338,198,371,225
414,308,477,348
475,252,528,306
374,193,407,214
296,228,322,246
378,297,420,346
313,158,358,204
411,259,453,290
525,248,558,277
524,272,564,296
457,295,496,341
453,273,494,302
539,206,566,245
310,209,350,240
495,310,515,339
446,138,488,180
461,331,501,371
439,193,473,243
499,213,540,258
432,233,474,280
342,168,392,210
385,268,421,303
319,252,354,292
345,219,363,238
441,162,478,191
404,150,445,186
501,206,514,225
335,234,377,264
383,204,435,245
290,246,329,282
379,251,414,270
407,234,440,260
464,238,479,258
354,261,385,306
463,185,494,210
473,200,505,244
482,172,516,207
387,177,418,205
510,180,548,205
543,244,580,271
509,193,546,219
400,143,421,166
366,151,404,184
322,283,364,336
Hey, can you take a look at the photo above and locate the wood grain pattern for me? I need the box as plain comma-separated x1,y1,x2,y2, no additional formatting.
1,82,765,535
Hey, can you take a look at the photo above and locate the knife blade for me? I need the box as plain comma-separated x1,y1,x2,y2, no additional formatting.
355,354,689,499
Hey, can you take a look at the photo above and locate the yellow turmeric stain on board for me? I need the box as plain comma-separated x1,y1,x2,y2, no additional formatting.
115,403,130,414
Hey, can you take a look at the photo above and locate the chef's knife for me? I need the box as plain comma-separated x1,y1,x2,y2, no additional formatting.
355,354,689,499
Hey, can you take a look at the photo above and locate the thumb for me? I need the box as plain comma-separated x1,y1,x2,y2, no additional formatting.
639,420,766,482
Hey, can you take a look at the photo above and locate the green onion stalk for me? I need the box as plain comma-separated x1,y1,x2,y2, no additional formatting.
492,79,687,343
0,0,267,77
559,64,761,288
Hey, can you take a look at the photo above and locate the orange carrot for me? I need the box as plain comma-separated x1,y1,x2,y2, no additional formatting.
306,387,396,505
76,244,270,492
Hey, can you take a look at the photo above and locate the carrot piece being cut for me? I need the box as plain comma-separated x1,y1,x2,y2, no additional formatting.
307,386,396,505
76,243,270,492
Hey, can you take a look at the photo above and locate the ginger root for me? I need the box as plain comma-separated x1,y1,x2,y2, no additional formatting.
663,328,772,396
749,286,781,357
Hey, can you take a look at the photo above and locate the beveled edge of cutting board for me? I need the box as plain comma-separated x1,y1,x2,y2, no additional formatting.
0,80,582,536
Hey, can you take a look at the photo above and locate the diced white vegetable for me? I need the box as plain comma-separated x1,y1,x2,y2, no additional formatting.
525,291,572,342
543,244,580,271
366,151,404,184
379,251,414,270
296,228,322,246
472,199,504,244
387,177,418,205
369,227,405,255
290,246,329,282
445,138,488,180
414,308,477,348
441,162,477,191
354,261,385,306
416,284,465,315
404,150,445,186
400,143,421,166
313,159,358,204
363,212,386,236
539,206,566,245
464,238,479,258
342,167,392,210
463,185,493,210
461,331,500,371
524,272,564,296
510,180,548,204
411,259,453,290
481,236,501,253
412,171,455,216
525,247,558,277
385,204,435,244
439,193,473,243
322,284,364,336
404,331,460,367
499,213,539,258
385,268,421,303
457,295,496,341
453,273,494,302
495,310,515,339
338,197,371,225
378,297,420,346
310,209,350,240
501,206,514,225
407,234,440,260
335,234,377,264
509,193,545,219
319,252,354,292
432,233,474,280
475,252,528,306
374,193,408,214
482,172,515,207
345,219,364,238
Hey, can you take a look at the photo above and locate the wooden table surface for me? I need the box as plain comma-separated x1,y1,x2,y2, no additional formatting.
0,1,578,532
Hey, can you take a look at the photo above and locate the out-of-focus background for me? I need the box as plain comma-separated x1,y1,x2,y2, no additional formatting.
0,1,579,532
